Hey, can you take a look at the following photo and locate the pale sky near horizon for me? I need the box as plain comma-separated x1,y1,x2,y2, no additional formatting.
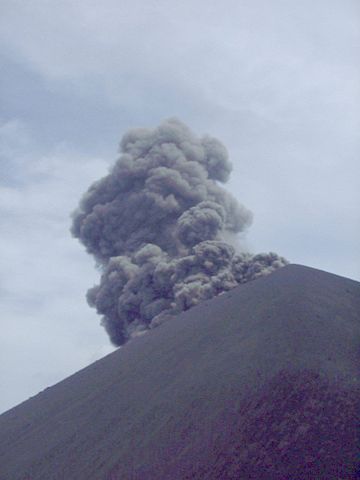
1,0,359,414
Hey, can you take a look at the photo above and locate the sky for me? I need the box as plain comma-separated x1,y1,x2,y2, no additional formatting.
1,0,359,414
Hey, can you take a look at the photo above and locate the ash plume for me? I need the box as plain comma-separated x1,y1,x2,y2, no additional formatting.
71,119,287,345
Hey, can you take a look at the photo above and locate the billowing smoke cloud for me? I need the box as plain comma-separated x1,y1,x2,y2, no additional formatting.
71,119,287,345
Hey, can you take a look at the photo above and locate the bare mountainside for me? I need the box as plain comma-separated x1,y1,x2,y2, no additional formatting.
0,264,359,479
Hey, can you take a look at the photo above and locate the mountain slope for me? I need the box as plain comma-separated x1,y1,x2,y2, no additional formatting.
0,264,359,479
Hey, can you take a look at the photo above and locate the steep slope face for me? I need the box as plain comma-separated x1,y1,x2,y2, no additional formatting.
0,265,359,480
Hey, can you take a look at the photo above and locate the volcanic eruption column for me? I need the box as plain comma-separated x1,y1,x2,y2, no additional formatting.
71,119,287,345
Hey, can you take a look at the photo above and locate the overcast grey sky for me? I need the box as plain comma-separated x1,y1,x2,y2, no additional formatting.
1,0,359,413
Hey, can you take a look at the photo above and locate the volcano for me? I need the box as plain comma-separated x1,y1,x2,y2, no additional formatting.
0,264,359,479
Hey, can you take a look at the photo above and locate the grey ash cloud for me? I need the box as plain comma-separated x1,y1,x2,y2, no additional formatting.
71,119,287,345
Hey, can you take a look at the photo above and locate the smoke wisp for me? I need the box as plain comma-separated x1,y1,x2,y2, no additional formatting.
71,119,287,345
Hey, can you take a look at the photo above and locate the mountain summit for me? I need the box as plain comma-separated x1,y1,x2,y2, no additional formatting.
0,264,359,479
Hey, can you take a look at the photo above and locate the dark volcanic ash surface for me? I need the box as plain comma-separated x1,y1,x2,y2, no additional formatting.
0,264,359,479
